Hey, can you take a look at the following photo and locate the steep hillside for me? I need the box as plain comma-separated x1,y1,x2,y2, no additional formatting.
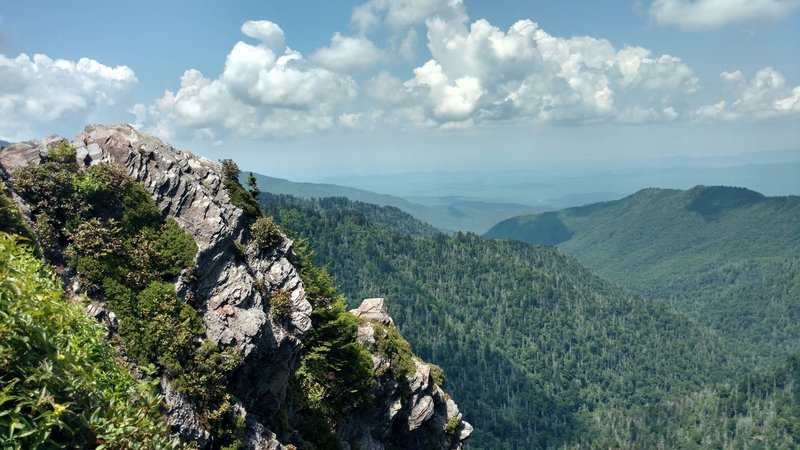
0,125,470,449
583,355,800,449
484,186,800,365
249,173,542,233
260,193,744,449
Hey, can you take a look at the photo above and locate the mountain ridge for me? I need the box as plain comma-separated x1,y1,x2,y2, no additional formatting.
0,124,471,449
485,185,800,367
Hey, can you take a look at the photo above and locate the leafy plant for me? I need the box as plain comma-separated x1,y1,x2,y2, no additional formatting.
374,324,416,380
270,290,293,320
0,232,179,448
250,216,282,252
224,179,262,219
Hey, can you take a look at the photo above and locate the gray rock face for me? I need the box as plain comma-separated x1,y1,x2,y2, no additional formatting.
350,297,395,326
161,379,211,446
0,124,308,446
0,124,470,450
338,299,472,450
74,124,313,426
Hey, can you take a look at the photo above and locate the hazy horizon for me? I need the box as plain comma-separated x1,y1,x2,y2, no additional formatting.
1,0,798,187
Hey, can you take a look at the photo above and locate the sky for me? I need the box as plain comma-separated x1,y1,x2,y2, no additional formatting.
0,0,798,180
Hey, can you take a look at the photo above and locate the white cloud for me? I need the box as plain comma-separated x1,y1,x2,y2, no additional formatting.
141,21,357,139
694,68,800,119
0,53,136,140
649,0,800,30
310,33,384,73
407,60,484,121
373,17,698,128
241,20,286,50
338,112,362,127
365,71,408,103
352,0,466,31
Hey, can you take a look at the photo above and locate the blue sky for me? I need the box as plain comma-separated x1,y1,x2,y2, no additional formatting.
0,0,798,179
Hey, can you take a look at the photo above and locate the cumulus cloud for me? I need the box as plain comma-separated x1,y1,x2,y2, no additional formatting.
310,33,384,73
694,68,800,119
368,17,698,128
0,53,136,140
140,20,357,139
649,0,800,30
352,0,466,31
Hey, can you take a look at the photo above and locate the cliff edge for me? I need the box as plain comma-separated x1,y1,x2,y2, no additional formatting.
0,123,470,449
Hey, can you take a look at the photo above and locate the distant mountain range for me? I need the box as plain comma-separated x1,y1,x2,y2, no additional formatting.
0,140,11,148
248,172,546,233
320,158,800,206
259,192,744,449
485,185,800,366
261,186,800,448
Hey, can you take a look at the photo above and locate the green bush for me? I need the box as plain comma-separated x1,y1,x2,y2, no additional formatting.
120,181,163,234
0,232,179,448
250,216,283,252
374,324,416,380
32,214,59,260
0,188,35,243
11,162,77,230
270,290,293,320
288,241,375,448
219,159,240,180
122,281,204,376
429,363,445,387
154,219,198,277
224,178,262,219
44,140,78,167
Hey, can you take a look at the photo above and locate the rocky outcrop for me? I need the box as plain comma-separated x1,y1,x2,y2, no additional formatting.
340,298,472,450
0,124,470,449
1,124,309,446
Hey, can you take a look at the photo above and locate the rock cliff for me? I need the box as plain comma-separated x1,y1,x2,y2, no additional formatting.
0,124,470,449
343,298,472,449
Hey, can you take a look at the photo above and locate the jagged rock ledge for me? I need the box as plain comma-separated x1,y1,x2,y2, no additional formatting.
0,124,470,449
344,298,472,449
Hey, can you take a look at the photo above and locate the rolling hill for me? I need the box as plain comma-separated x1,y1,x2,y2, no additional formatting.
485,186,800,365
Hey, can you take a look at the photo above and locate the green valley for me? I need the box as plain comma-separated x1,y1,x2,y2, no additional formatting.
260,193,751,449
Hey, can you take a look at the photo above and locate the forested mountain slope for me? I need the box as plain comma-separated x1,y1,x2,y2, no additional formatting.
260,194,744,449
485,186,800,365
583,355,800,449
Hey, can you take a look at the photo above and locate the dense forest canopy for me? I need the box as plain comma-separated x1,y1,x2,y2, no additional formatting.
258,193,799,448
485,186,800,368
